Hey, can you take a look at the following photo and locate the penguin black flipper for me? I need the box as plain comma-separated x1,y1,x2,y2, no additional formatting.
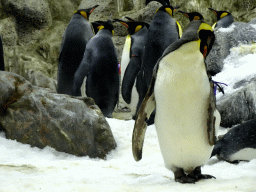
132,65,157,161
0,35,4,71
121,56,141,104
72,49,93,96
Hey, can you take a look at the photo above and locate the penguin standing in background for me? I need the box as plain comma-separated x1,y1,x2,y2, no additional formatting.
57,5,99,95
115,18,149,117
178,11,204,21
72,20,119,118
208,8,234,29
132,20,220,183
0,35,5,71
141,0,182,88
211,118,256,163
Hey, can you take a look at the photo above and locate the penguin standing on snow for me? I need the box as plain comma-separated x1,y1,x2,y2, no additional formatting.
208,8,234,29
211,118,256,163
57,5,99,95
178,11,204,21
132,20,221,183
0,35,5,71
114,18,149,117
72,20,119,118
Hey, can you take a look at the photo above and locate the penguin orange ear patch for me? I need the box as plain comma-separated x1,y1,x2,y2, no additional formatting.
135,25,142,33
193,16,200,20
220,12,228,19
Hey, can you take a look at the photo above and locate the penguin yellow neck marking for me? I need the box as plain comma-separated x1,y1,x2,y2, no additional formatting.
193,16,200,20
176,21,183,38
220,12,228,19
198,23,213,32
97,25,114,35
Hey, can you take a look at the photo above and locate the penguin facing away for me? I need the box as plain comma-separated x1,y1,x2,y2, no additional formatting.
132,20,220,183
114,18,149,117
208,8,234,29
0,35,4,71
57,5,99,95
178,11,204,21
72,20,119,118
211,118,256,163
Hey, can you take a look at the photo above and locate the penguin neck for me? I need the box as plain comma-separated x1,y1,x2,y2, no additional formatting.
97,29,113,37
73,13,89,21
179,40,200,54
154,10,174,22
133,26,148,36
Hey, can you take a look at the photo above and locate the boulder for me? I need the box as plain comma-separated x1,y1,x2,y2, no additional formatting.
2,0,52,28
217,78,256,128
206,22,256,75
0,71,117,159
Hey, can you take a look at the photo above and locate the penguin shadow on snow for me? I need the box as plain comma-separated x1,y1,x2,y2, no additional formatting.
72,19,119,118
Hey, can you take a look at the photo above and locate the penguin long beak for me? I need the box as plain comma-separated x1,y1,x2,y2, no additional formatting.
173,6,180,12
208,8,217,15
178,10,189,18
125,17,135,22
113,19,129,28
90,5,99,14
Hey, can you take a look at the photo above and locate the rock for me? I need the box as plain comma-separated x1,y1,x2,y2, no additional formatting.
217,79,256,127
0,71,117,159
206,22,256,75
2,0,52,28
0,17,18,47
25,70,57,91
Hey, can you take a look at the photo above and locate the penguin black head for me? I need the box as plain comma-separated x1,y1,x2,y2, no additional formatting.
208,8,231,21
124,17,150,29
74,5,99,20
157,5,180,17
181,21,215,59
114,19,149,35
178,11,204,21
94,20,114,35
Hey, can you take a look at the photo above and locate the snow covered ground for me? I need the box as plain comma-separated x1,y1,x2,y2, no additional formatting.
0,119,256,192
1,43,256,191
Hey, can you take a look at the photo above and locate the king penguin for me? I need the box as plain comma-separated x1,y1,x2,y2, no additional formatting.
208,8,234,29
211,118,256,163
72,20,119,118
141,0,182,88
57,5,99,95
178,11,204,21
0,34,4,71
132,20,221,183
114,18,149,117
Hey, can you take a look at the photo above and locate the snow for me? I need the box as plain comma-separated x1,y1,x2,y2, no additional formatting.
213,43,256,100
1,43,256,191
0,119,256,191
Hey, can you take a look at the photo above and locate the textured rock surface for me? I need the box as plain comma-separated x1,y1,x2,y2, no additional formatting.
0,71,117,158
217,78,256,127
206,22,256,75
2,0,52,28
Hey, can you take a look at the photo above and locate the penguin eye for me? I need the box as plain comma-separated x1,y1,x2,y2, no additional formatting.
80,11,88,19
135,25,142,33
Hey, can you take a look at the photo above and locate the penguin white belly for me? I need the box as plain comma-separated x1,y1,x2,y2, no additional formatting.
154,41,213,173
120,35,131,84
129,79,139,116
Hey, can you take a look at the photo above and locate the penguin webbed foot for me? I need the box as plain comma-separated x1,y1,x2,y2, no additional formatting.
174,168,196,184
174,167,216,184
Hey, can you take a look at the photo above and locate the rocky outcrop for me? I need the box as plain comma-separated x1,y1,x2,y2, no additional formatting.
0,71,117,159
2,0,52,28
206,22,256,75
217,78,256,127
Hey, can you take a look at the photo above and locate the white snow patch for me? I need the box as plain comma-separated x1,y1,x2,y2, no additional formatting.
217,24,236,33
213,44,256,100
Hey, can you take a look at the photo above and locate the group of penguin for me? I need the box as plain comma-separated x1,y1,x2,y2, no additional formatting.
55,0,256,184
0,0,250,185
